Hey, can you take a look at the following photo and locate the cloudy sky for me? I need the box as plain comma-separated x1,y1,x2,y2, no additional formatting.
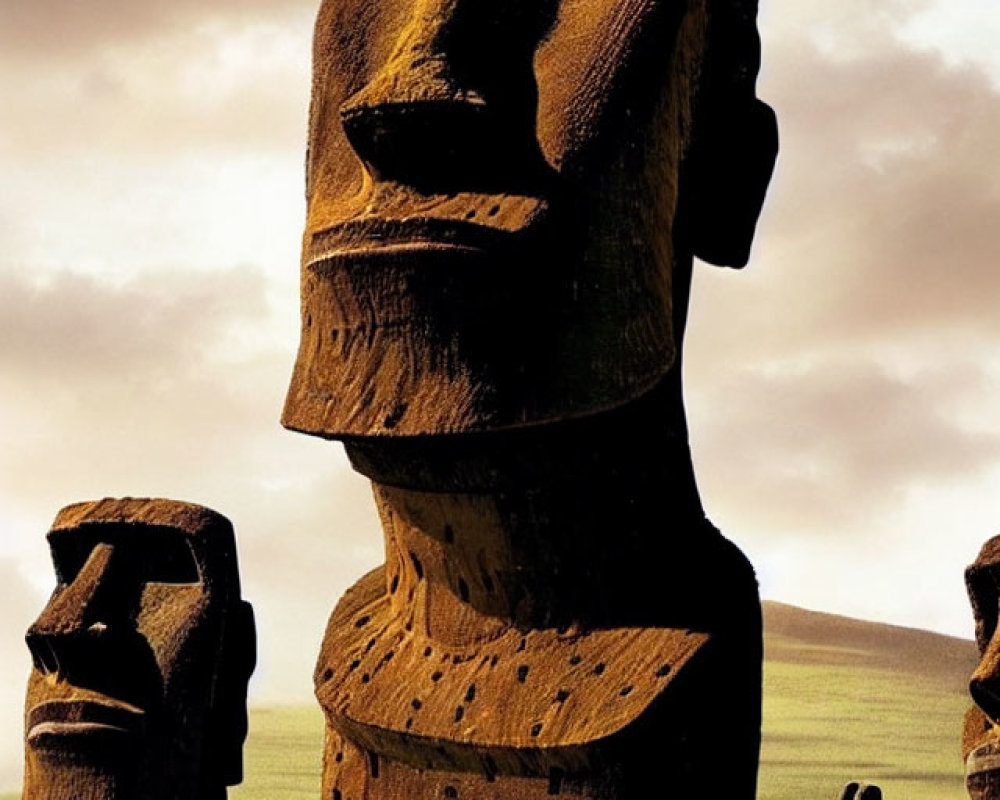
2,0,999,790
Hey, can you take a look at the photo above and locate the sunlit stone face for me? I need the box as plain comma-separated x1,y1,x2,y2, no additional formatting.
283,0,775,437
23,499,255,800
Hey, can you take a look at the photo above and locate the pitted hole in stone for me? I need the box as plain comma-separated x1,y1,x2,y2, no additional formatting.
405,620,413,632
333,790,342,800
412,698,423,710
488,204,501,217
322,668,335,682
465,684,476,703
410,552,424,579
554,689,570,703
593,663,606,676
444,788,458,799
306,313,313,327
444,525,455,543
355,615,371,628
490,655,500,668
361,673,371,683
349,659,361,672
464,209,476,220
458,577,470,602
548,767,565,795
383,651,395,663
516,638,527,653
335,752,344,763
330,329,339,343
656,663,671,678
481,655,490,665
569,655,582,666
424,646,433,657
516,665,529,683
454,705,465,722
390,574,400,594
530,723,543,737
383,403,407,429
406,717,414,729
432,671,443,682
619,686,633,697
365,638,377,652
368,752,380,779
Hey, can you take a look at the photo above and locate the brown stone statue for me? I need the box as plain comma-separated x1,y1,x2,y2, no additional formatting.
22,498,256,800
283,0,777,796
964,536,1000,799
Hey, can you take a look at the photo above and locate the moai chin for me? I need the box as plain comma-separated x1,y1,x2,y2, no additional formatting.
22,498,256,800
964,536,1000,799
283,0,778,796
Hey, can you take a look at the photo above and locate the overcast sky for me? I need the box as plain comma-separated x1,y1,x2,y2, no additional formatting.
2,0,999,791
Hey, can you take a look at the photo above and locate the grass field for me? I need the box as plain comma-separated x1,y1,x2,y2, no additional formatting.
7,602,979,799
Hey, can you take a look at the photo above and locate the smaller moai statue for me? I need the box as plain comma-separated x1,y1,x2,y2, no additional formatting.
964,535,1000,799
22,498,256,800
839,781,883,800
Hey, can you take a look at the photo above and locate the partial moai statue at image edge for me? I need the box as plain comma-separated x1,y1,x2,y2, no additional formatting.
283,0,777,797
22,498,256,800
964,536,1000,799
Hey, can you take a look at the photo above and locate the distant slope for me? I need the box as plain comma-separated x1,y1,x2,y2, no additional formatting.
763,600,978,685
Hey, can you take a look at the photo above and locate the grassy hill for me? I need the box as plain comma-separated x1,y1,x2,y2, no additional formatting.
759,601,977,799
3,602,978,800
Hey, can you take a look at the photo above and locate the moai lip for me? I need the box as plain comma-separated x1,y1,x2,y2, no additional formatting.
22,498,256,800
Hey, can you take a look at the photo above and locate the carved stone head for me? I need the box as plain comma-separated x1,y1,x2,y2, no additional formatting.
967,536,1000,724
283,0,777,437
23,498,256,800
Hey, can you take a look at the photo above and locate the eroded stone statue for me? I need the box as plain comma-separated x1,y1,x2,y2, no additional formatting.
22,498,256,800
283,0,777,796
964,536,1000,799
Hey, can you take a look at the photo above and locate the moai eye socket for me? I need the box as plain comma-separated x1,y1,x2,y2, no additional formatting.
130,528,200,585
48,526,200,587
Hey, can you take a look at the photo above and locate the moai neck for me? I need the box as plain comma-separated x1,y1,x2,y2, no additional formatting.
344,375,713,649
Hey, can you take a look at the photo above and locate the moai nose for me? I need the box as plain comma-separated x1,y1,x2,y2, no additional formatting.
338,0,553,191
25,543,120,676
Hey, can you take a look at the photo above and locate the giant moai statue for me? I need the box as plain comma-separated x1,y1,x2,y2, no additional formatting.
22,498,256,800
283,0,777,796
964,536,1000,799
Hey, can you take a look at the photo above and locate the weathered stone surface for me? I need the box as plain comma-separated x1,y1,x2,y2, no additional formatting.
23,498,256,800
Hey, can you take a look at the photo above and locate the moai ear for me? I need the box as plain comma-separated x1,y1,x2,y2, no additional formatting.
679,98,778,268
210,600,257,790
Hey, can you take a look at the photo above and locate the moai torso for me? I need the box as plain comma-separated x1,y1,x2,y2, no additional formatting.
282,0,778,796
